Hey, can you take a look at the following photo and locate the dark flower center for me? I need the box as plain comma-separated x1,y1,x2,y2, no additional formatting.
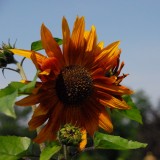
55,65,93,105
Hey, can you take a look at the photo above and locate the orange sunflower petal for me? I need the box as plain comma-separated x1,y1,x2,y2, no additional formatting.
15,92,47,106
81,26,97,67
79,129,87,150
29,114,48,130
85,25,97,52
62,105,83,127
30,51,46,69
94,41,120,70
71,16,85,49
94,83,133,96
97,90,130,109
81,101,99,136
95,41,120,60
39,69,51,76
93,76,117,85
69,16,85,65
34,101,63,143
34,120,55,143
99,107,113,132
41,24,64,67
62,17,70,65
41,57,60,74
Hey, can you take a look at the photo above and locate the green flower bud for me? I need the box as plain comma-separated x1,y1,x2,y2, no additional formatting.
3,50,15,64
1,41,16,50
58,124,82,147
0,41,17,67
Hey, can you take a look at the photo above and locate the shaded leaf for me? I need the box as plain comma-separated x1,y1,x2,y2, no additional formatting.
40,141,61,160
0,136,31,160
0,83,19,118
94,132,147,150
0,73,37,118
31,38,63,51
115,95,142,124
18,71,38,94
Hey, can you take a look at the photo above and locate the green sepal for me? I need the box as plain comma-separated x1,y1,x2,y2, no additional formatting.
94,132,147,150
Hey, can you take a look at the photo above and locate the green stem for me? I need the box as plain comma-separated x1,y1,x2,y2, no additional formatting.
16,62,45,151
16,62,27,80
63,145,68,160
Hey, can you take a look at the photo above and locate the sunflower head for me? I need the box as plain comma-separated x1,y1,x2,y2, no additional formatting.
10,16,133,145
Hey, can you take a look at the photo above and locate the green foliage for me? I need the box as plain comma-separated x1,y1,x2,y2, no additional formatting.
18,72,38,94
0,136,31,160
40,142,61,160
31,38,63,51
115,95,143,124
94,132,147,150
0,73,37,118
0,82,21,118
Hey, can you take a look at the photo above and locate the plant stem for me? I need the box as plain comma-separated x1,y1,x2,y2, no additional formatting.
63,145,68,160
16,62,45,151
16,62,27,80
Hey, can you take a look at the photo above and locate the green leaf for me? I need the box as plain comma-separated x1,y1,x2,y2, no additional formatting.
0,83,19,118
54,38,63,45
31,38,63,51
40,141,61,160
115,95,142,124
31,40,42,51
0,73,37,118
18,71,38,94
0,136,31,160
94,132,147,150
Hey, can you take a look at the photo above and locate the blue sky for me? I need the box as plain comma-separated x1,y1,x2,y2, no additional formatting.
0,0,160,106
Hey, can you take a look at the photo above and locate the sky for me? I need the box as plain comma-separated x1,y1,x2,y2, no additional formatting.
0,0,160,106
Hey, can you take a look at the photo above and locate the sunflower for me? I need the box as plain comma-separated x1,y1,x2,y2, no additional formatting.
10,17,133,145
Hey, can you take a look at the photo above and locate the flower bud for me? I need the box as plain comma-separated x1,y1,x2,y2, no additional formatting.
58,124,82,147
0,41,17,67
3,50,15,64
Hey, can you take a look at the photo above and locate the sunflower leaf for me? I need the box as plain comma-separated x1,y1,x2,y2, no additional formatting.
0,82,19,118
94,132,147,150
54,38,63,45
31,38,63,51
0,136,31,160
18,71,38,94
40,141,61,160
0,72,38,118
115,95,142,124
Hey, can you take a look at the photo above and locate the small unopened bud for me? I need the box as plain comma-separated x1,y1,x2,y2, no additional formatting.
58,124,82,147
1,40,16,50
0,41,17,67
